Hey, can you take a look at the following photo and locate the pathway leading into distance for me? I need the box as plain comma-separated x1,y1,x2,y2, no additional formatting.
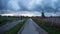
18,18,49,34
0,20,23,34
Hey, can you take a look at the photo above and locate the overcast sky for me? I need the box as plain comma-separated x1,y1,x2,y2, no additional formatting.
0,0,60,16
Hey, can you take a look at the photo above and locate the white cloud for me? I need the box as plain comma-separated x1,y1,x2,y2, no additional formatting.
18,11,41,16
52,13,57,16
1,14,14,16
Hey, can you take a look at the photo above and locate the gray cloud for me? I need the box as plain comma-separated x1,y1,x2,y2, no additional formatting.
0,0,60,16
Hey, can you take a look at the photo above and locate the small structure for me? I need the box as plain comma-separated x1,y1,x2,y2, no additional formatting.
41,12,45,18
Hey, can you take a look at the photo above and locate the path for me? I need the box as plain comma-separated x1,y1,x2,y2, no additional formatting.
18,18,49,34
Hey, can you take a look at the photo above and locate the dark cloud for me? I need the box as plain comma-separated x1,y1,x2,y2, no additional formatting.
0,0,60,15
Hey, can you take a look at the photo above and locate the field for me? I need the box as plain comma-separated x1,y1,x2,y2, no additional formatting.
0,16,60,34
0,16,21,26
32,17,60,34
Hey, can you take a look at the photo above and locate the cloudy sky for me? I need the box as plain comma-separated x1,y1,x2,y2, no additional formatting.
0,0,60,16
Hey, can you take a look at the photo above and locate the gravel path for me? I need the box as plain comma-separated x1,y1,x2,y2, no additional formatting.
18,18,49,34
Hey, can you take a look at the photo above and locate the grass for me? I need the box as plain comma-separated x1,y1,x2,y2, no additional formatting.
0,17,21,26
4,18,28,34
32,18,60,34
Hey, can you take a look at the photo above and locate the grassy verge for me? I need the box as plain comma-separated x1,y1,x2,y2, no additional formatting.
4,18,28,34
32,18,60,34
0,17,21,26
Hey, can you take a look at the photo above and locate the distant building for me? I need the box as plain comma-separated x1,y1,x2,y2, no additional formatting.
41,12,45,18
